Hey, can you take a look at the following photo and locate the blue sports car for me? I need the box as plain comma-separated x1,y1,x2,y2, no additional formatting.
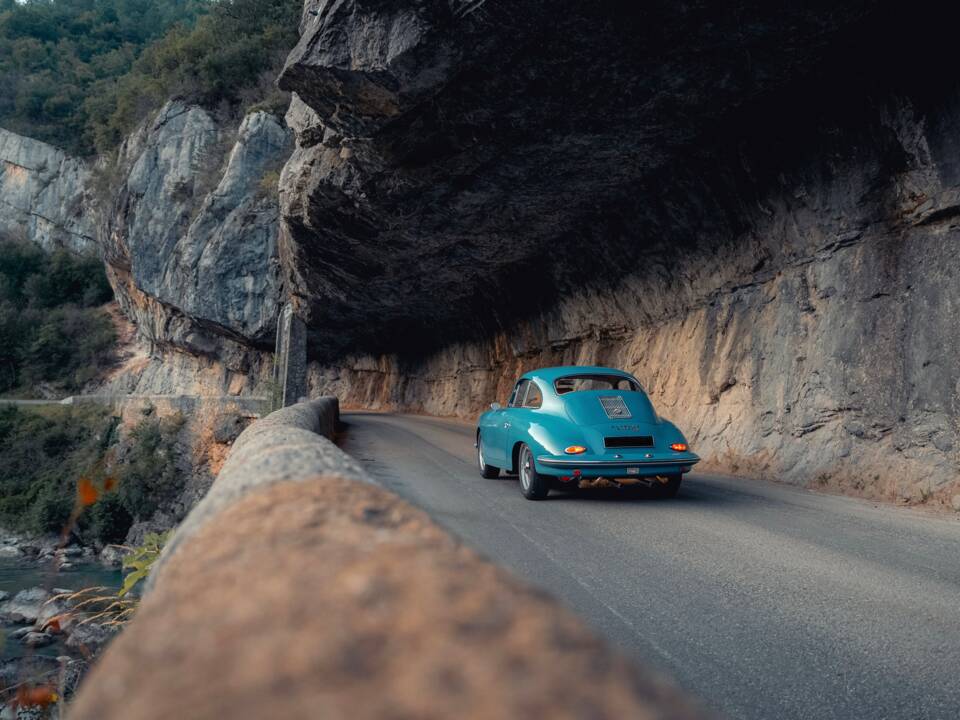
476,366,700,500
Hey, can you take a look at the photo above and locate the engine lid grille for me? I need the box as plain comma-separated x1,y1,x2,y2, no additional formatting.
598,395,632,419
604,436,654,448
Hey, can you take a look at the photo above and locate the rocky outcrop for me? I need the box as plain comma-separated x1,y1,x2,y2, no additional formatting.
0,128,93,250
2,101,294,387
279,2,960,506
276,1,880,358
102,101,293,355
100,348,273,398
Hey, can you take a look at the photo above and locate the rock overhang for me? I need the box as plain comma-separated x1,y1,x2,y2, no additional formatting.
275,0,952,362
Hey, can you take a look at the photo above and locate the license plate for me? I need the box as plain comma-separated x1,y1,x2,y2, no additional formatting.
626,467,640,475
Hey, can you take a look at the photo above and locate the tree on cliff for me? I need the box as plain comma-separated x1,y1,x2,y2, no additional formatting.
0,0,207,154
86,0,301,153
0,236,114,393
0,0,301,155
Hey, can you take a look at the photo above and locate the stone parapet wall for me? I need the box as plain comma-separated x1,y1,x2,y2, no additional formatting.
62,394,269,419
70,398,700,720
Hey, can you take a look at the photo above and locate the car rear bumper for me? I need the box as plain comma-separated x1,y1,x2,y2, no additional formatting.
535,454,700,478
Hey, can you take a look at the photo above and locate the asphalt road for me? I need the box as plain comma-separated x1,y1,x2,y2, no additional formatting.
341,412,960,720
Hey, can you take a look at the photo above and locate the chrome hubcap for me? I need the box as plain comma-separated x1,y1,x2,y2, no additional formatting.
520,450,531,490
477,437,485,469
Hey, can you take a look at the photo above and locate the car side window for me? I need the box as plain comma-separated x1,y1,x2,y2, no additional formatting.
523,381,543,409
509,380,529,408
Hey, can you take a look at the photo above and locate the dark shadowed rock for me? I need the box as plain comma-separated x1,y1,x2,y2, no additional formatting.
21,631,54,648
279,1,960,504
277,0,879,358
65,623,118,657
212,411,248,444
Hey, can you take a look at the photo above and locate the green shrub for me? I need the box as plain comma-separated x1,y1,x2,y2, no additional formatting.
0,0,208,155
1,0,302,155
119,530,171,597
87,0,301,153
0,236,116,394
0,236,46,306
20,248,113,309
19,305,117,390
257,168,282,200
0,403,117,538
30,483,75,535
115,414,186,520
87,492,134,545
0,405,186,545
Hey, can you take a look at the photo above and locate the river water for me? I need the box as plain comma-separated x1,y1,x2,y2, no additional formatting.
1,559,122,662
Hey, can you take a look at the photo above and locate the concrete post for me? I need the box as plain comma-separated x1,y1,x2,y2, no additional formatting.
273,303,307,409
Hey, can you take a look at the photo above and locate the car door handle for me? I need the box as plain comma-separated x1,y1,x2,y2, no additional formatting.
503,422,511,428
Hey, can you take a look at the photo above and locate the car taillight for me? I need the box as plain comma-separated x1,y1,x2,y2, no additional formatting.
564,445,587,454
670,443,688,452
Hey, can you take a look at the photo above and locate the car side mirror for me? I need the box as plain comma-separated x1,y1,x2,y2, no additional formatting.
490,402,502,410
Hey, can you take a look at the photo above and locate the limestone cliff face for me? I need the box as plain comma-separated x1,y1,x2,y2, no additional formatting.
3,2,958,506
2,101,292,397
278,1,959,505
305,97,960,502
102,101,293,359
0,128,93,250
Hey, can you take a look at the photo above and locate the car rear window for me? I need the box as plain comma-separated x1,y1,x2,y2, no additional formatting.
522,381,543,408
554,374,641,394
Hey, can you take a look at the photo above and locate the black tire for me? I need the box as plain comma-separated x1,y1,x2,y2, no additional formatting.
656,474,682,498
517,443,550,500
476,432,500,478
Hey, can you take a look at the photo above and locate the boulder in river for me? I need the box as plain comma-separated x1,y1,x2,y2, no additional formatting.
21,631,54,648
0,588,50,625
65,622,117,657
99,545,128,568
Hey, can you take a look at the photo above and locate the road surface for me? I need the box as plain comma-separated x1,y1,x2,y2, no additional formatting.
341,412,960,720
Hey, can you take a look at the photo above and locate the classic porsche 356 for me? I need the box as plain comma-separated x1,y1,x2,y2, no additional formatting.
476,366,699,500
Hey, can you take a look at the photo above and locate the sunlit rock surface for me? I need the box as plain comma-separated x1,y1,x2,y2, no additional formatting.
0,128,93,250
102,102,292,354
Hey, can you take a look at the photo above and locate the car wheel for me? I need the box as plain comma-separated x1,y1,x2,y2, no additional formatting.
656,474,682,498
518,444,549,500
476,433,500,478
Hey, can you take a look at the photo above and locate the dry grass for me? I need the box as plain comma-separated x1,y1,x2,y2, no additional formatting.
46,587,138,630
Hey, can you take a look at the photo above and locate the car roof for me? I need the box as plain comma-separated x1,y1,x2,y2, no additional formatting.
520,366,633,383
